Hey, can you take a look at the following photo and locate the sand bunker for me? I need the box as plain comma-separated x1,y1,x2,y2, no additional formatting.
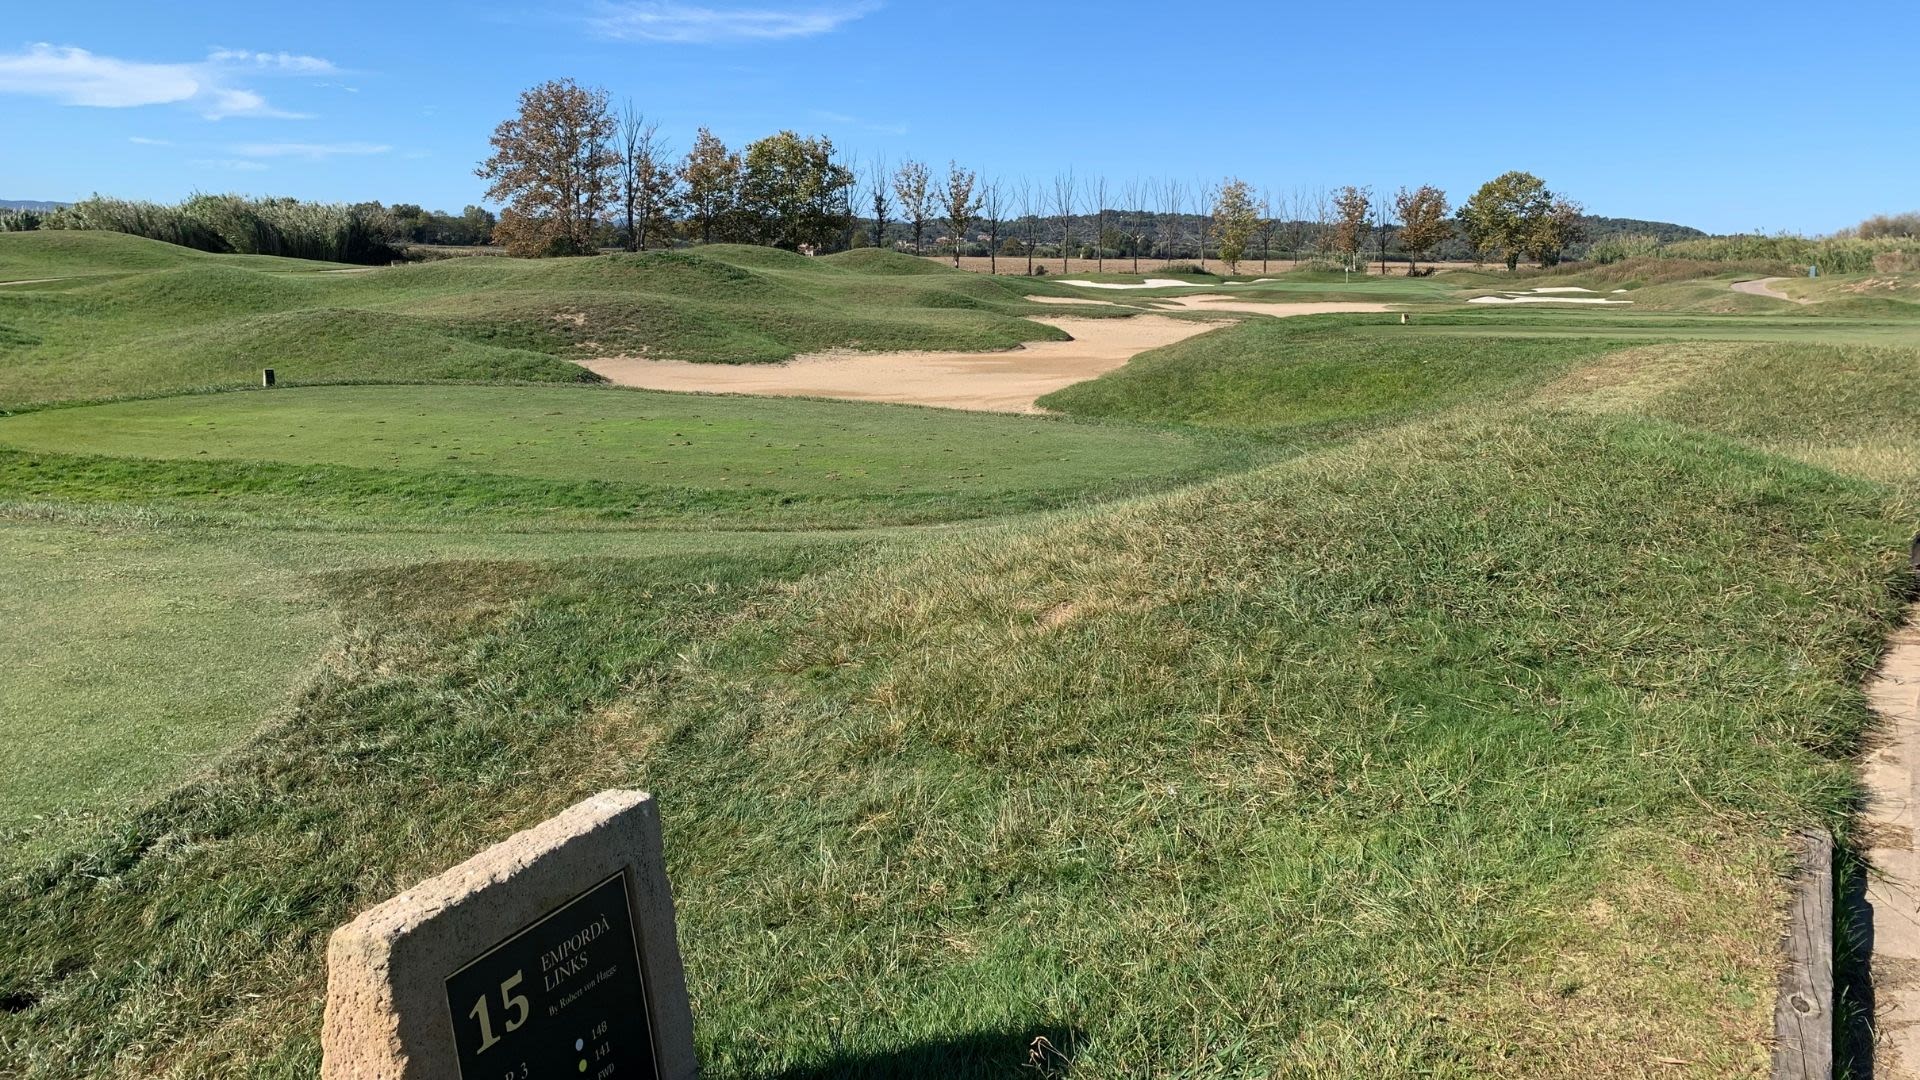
1057,278,1211,289
1149,296,1393,317
1025,294,1126,306
1469,287,1631,306
580,315,1217,413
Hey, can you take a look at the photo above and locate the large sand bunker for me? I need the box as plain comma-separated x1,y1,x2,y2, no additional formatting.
580,315,1216,413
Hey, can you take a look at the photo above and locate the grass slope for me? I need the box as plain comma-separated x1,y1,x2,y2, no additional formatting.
0,236,1087,409
1,401,1909,1077
1041,316,1622,434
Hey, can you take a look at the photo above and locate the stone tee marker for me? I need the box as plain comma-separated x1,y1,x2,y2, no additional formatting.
322,790,696,1079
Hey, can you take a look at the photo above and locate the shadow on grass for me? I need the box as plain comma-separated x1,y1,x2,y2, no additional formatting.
768,1026,1081,1080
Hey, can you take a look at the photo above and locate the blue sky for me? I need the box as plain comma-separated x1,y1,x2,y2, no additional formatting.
2,1,1912,234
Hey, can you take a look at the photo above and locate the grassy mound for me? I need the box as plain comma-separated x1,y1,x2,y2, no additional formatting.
0,236,1077,406
1041,316,1621,435
0,230,347,280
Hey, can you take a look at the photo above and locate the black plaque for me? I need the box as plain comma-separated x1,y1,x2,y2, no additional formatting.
445,871,658,1080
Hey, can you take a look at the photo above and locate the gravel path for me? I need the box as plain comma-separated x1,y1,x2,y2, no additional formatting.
1864,607,1920,1075
1731,277,1807,303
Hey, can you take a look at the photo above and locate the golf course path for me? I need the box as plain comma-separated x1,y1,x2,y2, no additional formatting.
583,304,1389,412
1862,605,1920,1076
582,314,1215,412
1731,277,1806,303
0,278,60,287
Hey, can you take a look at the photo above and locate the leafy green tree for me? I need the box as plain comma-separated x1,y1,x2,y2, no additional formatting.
739,131,854,251
1210,178,1258,273
477,79,618,257
1456,171,1556,271
679,127,740,245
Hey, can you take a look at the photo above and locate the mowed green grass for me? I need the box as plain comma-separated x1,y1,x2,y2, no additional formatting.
0,385,1252,525
1041,315,1626,433
3,399,1911,1077
0,519,871,849
3,235,1919,1077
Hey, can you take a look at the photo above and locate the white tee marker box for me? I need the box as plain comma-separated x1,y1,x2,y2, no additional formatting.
322,790,696,1079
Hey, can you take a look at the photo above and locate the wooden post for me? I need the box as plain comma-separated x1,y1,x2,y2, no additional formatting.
1772,827,1832,1080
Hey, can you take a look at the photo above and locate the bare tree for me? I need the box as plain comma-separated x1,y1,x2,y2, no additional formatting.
1373,195,1395,275
1311,187,1335,260
1281,187,1306,265
1018,177,1037,275
892,159,935,255
616,103,675,252
1157,178,1185,264
1194,178,1219,272
1051,170,1076,274
1123,177,1143,273
1090,175,1109,273
981,177,1006,275
1257,187,1279,272
617,101,647,251
940,160,981,268
864,155,893,249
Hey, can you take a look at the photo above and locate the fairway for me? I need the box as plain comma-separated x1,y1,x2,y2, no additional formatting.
0,384,1255,523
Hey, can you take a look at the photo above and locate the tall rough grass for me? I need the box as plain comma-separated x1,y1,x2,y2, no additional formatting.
1662,234,1920,275
1587,229,1920,274
45,194,401,264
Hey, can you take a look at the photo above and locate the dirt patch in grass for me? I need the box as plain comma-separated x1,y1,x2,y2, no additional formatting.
579,315,1222,413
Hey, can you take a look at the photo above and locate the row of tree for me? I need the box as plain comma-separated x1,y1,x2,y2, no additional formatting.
479,79,854,256
479,80,1591,273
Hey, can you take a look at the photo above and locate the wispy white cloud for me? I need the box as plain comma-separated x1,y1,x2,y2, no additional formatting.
191,158,270,172
128,135,172,145
232,141,390,160
0,43,334,119
591,2,878,43
206,48,337,74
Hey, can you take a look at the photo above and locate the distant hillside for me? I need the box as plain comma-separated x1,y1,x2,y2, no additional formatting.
0,200,69,212
1577,216,1706,244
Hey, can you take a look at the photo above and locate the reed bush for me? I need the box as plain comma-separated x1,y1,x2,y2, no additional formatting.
46,194,401,264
